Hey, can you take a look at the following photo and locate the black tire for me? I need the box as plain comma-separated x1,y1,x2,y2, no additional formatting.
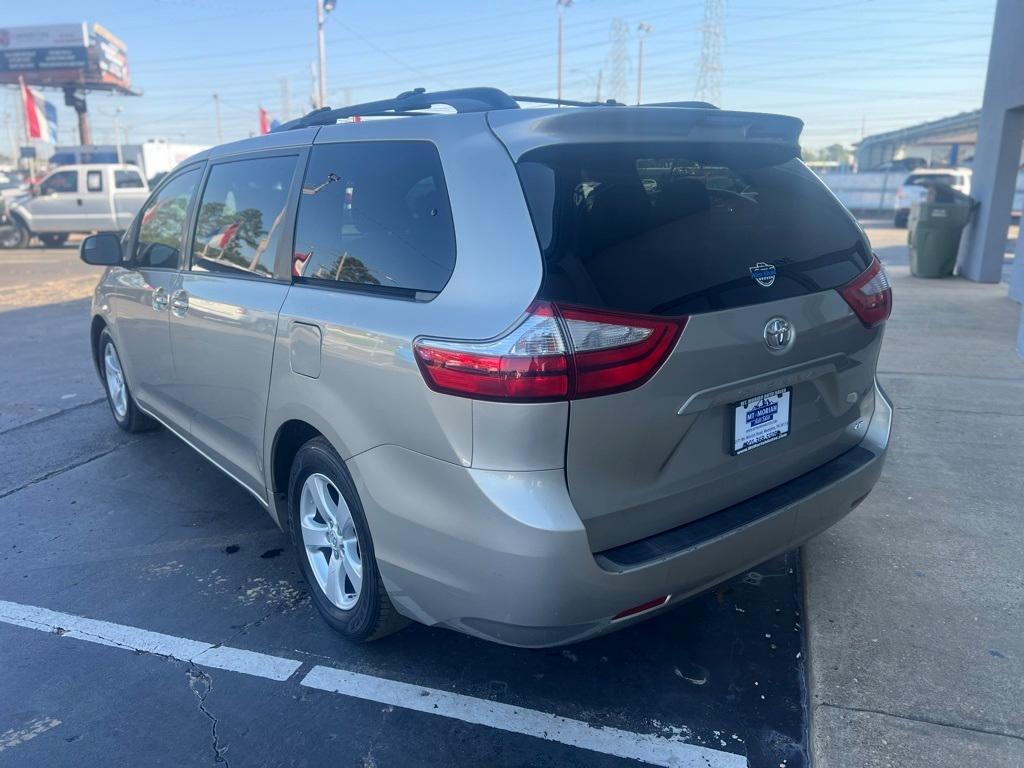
98,329,158,433
893,211,908,229
0,222,29,249
39,233,68,248
288,436,409,642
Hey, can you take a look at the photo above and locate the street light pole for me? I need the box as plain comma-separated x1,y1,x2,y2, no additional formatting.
315,0,337,109
556,0,573,106
636,23,653,106
114,107,123,165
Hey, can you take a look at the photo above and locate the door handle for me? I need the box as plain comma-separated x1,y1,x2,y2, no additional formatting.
170,290,189,317
152,287,169,311
76,198,83,206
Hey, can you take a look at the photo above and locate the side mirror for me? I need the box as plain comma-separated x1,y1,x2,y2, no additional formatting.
80,232,123,266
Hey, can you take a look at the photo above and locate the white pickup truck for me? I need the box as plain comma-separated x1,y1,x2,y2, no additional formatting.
2,164,150,248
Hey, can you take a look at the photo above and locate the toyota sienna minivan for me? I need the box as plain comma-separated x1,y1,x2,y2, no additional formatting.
81,88,892,647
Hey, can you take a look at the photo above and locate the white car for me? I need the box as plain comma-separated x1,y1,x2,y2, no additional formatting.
893,168,971,228
2,164,150,248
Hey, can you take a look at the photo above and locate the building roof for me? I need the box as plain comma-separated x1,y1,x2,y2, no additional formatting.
856,109,981,149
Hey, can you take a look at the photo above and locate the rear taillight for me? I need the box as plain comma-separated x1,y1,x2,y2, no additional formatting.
413,302,685,402
838,254,892,328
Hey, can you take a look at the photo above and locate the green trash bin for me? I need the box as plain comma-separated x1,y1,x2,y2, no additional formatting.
908,185,975,278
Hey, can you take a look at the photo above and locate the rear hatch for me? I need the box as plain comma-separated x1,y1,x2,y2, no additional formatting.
490,107,887,553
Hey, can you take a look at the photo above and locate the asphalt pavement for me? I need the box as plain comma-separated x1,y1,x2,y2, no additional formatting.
0,242,808,767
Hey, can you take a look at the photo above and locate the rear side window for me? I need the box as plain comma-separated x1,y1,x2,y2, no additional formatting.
115,170,145,189
134,167,201,269
293,141,455,296
191,155,297,279
517,143,870,316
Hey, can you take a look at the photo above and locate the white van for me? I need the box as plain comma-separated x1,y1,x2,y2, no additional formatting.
3,164,150,248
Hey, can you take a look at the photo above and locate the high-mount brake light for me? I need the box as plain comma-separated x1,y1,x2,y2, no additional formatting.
413,302,686,402
838,254,892,328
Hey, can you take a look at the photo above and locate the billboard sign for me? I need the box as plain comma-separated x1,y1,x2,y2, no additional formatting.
0,23,131,93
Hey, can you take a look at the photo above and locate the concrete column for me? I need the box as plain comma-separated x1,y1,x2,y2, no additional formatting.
957,108,1024,282
956,0,1024,284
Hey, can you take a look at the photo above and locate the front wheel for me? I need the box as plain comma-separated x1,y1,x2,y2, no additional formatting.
39,233,68,248
0,222,29,249
288,437,409,642
98,329,157,433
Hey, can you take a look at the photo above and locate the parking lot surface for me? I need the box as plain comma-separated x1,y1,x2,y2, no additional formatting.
1,244,809,767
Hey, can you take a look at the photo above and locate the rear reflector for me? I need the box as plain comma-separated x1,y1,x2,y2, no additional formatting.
612,595,671,621
838,254,892,328
414,302,685,402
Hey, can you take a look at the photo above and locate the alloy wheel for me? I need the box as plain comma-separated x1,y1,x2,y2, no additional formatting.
299,472,363,610
103,342,128,419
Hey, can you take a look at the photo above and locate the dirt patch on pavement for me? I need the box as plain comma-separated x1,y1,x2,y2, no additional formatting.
0,275,97,312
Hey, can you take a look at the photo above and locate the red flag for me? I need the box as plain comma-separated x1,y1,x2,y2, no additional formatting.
258,107,270,135
21,79,42,140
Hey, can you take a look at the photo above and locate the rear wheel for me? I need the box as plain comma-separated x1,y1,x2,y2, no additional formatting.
893,211,908,228
99,329,157,433
39,233,68,248
288,437,408,642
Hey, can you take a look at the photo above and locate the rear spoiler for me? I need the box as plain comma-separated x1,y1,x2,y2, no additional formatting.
487,106,804,162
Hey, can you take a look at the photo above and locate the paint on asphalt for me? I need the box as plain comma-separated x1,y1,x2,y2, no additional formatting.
0,598,747,767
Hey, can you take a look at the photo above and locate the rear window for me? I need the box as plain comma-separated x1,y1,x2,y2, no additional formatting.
115,170,145,189
905,173,957,187
517,143,870,316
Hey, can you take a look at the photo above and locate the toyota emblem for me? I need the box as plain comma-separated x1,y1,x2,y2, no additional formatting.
764,317,793,351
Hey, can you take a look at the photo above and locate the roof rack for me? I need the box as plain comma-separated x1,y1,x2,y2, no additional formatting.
510,95,625,108
273,87,518,131
272,87,716,132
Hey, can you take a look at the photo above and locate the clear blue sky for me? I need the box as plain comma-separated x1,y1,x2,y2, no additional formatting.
1,0,996,155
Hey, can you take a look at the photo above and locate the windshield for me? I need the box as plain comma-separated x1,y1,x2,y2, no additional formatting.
516,143,869,316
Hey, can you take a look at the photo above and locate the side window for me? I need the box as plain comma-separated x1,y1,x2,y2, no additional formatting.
87,170,103,192
293,141,456,294
134,167,201,269
39,170,78,195
191,155,297,279
115,170,145,189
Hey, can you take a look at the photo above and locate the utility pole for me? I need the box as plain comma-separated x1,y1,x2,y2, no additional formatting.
315,0,337,109
595,69,603,102
695,0,725,105
556,0,573,106
636,23,652,105
213,93,223,143
280,77,291,122
609,19,629,106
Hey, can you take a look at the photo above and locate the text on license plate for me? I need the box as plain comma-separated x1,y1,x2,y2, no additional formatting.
732,388,791,455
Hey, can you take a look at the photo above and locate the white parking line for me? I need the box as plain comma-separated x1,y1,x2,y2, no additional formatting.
301,665,746,768
0,599,747,767
0,599,300,681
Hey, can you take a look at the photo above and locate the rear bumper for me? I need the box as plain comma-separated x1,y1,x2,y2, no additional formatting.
350,381,892,648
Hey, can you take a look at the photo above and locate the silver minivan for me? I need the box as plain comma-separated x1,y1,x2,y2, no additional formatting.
82,88,892,647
